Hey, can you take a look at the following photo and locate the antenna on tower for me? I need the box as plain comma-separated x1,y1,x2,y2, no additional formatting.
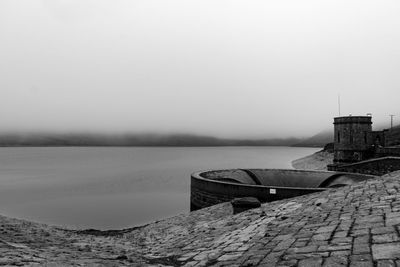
390,114,395,129
338,94,341,116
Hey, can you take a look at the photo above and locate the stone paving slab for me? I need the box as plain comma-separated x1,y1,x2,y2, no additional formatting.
1,171,400,266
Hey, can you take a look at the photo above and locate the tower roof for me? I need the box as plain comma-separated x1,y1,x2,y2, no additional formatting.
333,116,372,125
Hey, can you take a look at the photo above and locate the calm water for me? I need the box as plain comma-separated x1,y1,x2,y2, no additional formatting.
0,146,319,229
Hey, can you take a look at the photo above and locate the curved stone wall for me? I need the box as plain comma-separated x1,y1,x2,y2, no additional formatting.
191,169,375,210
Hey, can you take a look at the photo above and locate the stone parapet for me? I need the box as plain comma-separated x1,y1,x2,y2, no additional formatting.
329,157,400,176
333,116,373,125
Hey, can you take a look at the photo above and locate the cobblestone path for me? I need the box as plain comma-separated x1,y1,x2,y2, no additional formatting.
2,171,400,266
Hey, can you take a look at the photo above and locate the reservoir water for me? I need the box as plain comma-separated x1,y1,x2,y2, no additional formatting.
0,146,319,229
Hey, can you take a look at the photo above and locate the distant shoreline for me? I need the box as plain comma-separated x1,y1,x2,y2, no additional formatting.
0,144,318,148
0,133,325,147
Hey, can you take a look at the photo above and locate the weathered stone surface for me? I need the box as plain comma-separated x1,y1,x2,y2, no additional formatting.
298,257,323,267
376,260,396,267
372,243,400,260
372,233,400,243
323,255,348,266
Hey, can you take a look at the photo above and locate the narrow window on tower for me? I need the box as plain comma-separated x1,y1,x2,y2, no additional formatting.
338,132,340,143
364,132,367,144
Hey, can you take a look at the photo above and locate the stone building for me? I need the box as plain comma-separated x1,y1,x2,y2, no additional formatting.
329,115,400,174
333,116,374,164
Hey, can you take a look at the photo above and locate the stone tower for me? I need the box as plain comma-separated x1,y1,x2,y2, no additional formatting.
333,116,373,164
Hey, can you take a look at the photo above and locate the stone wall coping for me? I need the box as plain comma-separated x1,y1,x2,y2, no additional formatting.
336,156,400,168
192,168,376,190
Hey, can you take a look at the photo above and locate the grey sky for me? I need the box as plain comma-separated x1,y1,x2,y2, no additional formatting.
0,0,399,138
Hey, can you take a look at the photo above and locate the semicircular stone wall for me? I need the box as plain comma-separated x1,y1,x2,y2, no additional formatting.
190,169,375,211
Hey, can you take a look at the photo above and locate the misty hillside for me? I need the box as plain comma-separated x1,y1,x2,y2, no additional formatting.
0,133,305,147
292,129,334,147
2,124,398,148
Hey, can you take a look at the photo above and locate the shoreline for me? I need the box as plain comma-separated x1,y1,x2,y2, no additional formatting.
292,149,333,170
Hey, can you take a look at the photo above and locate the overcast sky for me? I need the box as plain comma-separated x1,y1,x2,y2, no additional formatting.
0,0,399,138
